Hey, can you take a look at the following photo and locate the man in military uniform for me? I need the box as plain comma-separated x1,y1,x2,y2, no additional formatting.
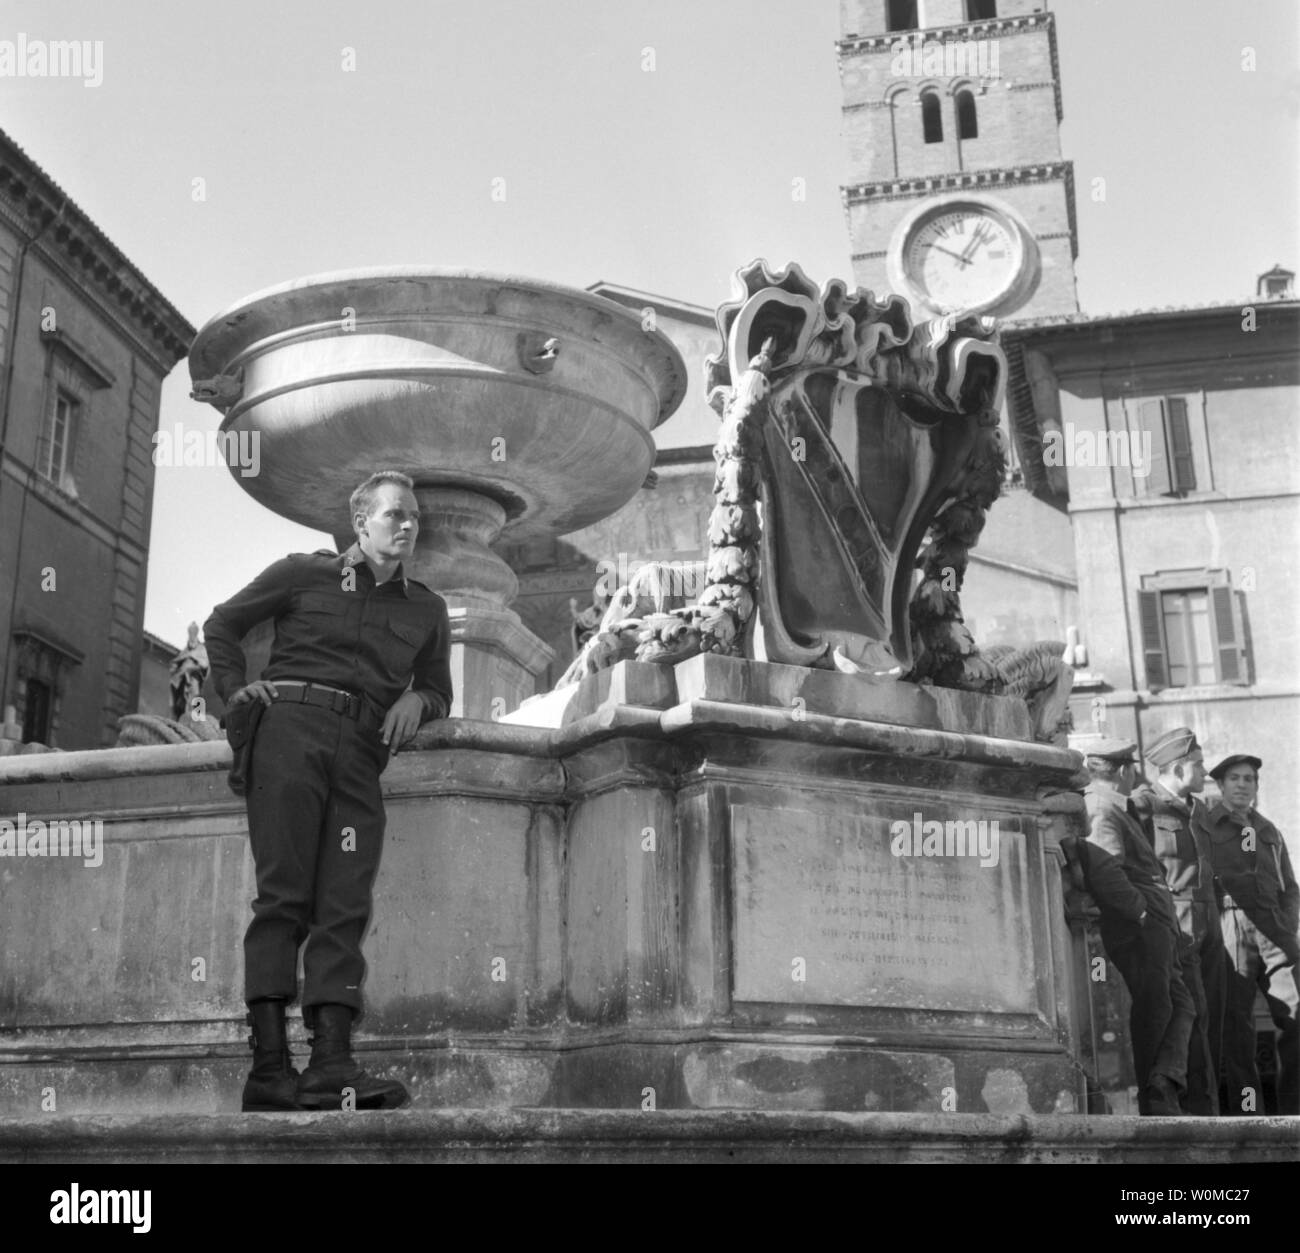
204,470,452,1111
1195,755,1299,1115
1130,727,1225,1115
1083,738,1193,1115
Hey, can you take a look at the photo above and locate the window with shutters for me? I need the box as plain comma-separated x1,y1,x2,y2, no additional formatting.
1134,395,1198,496
1138,569,1248,691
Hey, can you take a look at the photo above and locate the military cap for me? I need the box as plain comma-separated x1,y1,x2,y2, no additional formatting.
1145,727,1200,769
1208,754,1262,782
1079,737,1138,763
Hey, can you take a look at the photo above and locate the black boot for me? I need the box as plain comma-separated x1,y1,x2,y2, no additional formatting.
297,1004,408,1111
241,998,301,1112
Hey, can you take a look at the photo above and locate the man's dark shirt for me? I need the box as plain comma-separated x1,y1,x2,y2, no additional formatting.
1195,800,1299,958
203,543,453,726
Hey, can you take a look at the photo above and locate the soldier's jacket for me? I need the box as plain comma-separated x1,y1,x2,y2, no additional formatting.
1060,832,1147,950
1084,781,1179,933
1194,801,1300,959
1130,782,1221,947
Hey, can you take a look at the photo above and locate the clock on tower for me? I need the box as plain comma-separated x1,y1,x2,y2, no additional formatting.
887,194,1041,318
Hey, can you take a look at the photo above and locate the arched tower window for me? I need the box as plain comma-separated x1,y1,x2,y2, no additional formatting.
956,89,978,139
921,92,943,144
887,0,919,32
966,0,997,19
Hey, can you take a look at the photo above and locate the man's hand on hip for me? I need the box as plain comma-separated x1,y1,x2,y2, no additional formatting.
229,680,280,707
381,692,425,754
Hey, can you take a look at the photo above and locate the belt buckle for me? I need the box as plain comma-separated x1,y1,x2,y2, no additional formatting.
330,689,351,716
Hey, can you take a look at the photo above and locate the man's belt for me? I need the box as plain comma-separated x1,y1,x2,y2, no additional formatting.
1220,893,1243,910
272,681,384,733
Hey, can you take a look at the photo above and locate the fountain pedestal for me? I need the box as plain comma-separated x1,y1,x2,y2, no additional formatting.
335,486,551,719
0,658,1096,1118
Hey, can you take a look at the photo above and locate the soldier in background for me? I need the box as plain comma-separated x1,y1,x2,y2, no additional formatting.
1131,728,1225,1115
1196,755,1299,1115
1083,738,1193,1115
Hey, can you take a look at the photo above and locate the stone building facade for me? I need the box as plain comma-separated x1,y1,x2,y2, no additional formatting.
1005,292,1300,845
0,128,194,748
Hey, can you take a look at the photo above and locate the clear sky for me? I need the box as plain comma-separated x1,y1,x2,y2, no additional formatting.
2,0,1296,646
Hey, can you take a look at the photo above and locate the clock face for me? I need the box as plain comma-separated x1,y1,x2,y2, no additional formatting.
902,207,1024,316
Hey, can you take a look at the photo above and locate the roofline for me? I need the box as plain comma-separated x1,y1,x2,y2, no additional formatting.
0,126,196,368
586,280,716,327
1002,297,1299,338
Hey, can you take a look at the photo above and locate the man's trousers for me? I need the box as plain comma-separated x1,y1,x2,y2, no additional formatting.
242,700,390,1018
1220,905,1300,1115
1177,904,1226,1115
1108,920,1195,1113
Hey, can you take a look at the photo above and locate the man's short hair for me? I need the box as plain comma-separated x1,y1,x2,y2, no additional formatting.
1085,756,1125,782
350,471,415,523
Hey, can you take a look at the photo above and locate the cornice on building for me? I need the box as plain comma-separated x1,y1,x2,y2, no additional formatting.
837,10,1062,124
838,11,1053,53
0,127,195,370
142,630,181,659
841,162,1078,260
586,281,715,328
1001,296,1299,337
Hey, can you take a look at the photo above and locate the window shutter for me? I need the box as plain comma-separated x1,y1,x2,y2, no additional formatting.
1166,397,1196,492
1210,583,1246,683
1138,589,1167,689
1139,399,1171,496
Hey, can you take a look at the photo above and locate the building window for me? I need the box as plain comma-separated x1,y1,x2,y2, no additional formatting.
39,388,80,489
921,91,943,143
1139,570,1248,691
887,0,919,32
11,627,83,748
1135,396,1196,495
21,678,53,744
956,89,978,139
966,0,997,19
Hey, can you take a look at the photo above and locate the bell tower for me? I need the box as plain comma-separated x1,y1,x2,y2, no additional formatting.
838,0,1078,321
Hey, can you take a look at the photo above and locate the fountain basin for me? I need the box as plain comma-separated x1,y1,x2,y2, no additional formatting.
188,268,688,542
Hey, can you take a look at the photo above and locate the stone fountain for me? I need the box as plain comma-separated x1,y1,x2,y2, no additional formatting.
187,268,688,718
16,260,1290,1159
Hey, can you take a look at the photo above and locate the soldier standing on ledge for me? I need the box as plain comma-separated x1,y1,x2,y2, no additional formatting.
203,470,452,1111
1083,738,1194,1115
1130,727,1225,1115
1195,755,1300,1115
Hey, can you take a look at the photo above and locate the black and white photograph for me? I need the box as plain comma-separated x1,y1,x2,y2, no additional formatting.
0,0,1296,1217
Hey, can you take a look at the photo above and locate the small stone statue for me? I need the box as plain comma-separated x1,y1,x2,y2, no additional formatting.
569,586,612,656
169,622,210,720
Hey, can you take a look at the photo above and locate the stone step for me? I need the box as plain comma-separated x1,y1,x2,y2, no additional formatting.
2,1109,1296,1165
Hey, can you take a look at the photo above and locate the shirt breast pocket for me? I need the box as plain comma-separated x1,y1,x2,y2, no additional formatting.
292,591,353,644
386,618,426,662
1151,815,1183,862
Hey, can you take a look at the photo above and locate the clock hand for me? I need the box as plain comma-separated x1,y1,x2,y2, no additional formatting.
931,244,971,266
959,221,992,262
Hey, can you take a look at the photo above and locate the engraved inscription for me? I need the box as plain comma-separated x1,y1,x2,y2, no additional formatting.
732,803,1036,1013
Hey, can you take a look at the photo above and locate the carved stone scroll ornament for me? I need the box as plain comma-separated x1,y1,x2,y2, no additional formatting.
557,259,1072,741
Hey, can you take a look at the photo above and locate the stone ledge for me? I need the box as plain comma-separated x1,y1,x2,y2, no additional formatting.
1,1110,1295,1164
